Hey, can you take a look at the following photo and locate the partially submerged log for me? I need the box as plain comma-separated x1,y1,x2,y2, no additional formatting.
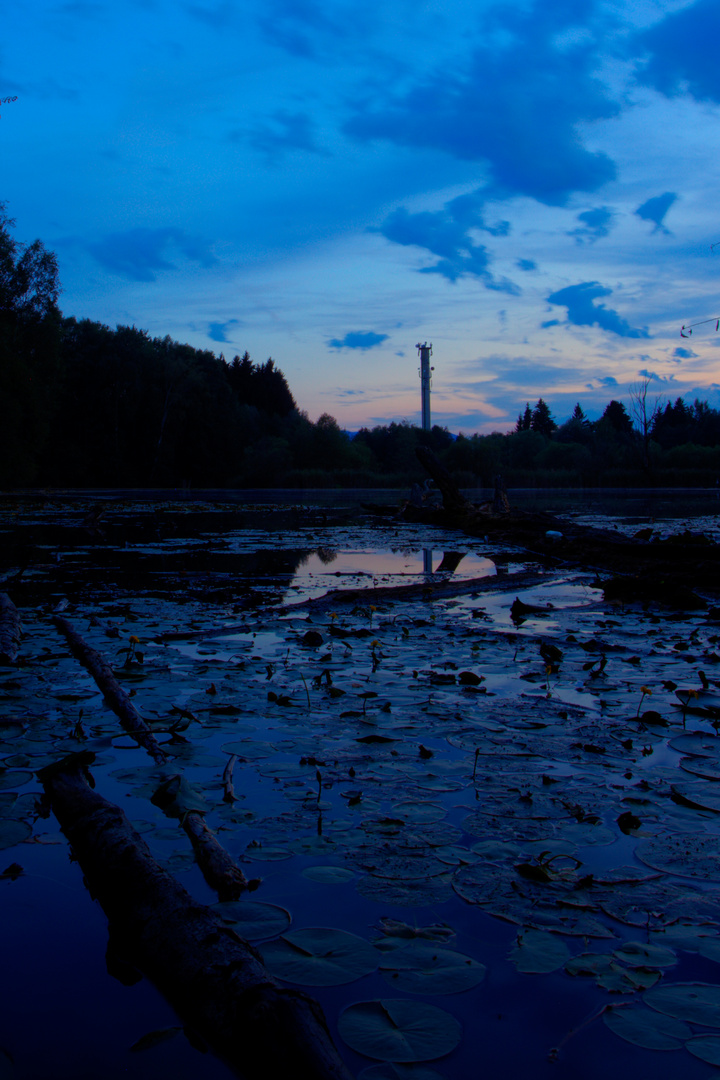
38,754,354,1080
0,592,21,663
52,615,167,765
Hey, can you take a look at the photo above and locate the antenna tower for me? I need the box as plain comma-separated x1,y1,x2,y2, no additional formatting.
416,342,433,431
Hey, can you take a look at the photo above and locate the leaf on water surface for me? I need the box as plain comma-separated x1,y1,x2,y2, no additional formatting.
644,982,720,1026
0,820,32,850
357,874,455,907
509,928,572,973
0,771,33,792
260,927,379,986
635,833,720,881
379,943,485,994
212,900,291,941
603,1004,691,1050
244,844,293,861
686,1036,720,1066
390,802,447,824
150,775,207,818
338,1000,462,1063
302,866,355,884
358,1064,448,1080
613,941,677,969
130,1027,182,1052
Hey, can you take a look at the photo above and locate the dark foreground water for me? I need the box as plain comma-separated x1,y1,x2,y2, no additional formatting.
2,492,720,1080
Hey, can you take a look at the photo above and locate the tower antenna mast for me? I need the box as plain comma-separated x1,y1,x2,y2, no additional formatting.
416,342,433,431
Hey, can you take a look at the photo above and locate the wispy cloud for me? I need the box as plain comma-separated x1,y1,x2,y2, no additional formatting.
87,228,216,282
547,282,650,339
328,331,388,350
377,190,517,289
569,206,614,243
635,192,676,234
208,318,242,343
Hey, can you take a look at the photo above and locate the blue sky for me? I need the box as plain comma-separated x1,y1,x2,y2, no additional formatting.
3,0,720,433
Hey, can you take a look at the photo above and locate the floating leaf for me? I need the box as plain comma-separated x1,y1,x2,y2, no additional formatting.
613,941,677,969
0,820,31,850
509,929,572,973
358,1064,448,1080
645,982,720,1026
0,771,32,791
686,1035,720,1066
636,834,720,881
338,1000,462,1062
302,866,355,884
260,927,379,986
379,943,485,994
603,1005,691,1049
212,900,291,941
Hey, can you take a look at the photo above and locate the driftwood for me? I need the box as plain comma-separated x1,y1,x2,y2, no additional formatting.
52,615,167,765
0,592,21,663
181,811,250,900
38,755,355,1080
415,446,475,514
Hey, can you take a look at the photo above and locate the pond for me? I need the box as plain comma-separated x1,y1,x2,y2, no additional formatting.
3,492,720,1079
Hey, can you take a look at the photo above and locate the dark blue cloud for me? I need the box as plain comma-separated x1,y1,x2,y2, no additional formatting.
517,259,537,272
673,346,696,360
635,192,676,234
345,3,618,205
257,0,369,57
639,369,676,384
635,0,720,102
241,110,327,161
569,206,614,243
88,228,216,281
377,191,518,290
547,282,649,338
208,319,242,343
328,331,388,350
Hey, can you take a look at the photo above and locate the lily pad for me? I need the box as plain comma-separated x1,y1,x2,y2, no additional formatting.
0,819,32,849
338,1000,462,1062
358,1066,447,1080
635,834,720,881
686,1035,720,1066
603,1004,691,1050
302,865,356,884
509,928,572,973
379,943,485,994
645,982,720,1026
212,900,291,941
260,927,379,986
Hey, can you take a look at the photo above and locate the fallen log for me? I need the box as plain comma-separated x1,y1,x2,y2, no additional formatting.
38,754,355,1080
0,592,21,663
52,615,167,765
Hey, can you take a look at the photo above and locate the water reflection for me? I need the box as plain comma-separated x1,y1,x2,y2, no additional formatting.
288,546,496,600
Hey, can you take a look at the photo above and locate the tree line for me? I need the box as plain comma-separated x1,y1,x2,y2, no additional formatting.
4,204,720,490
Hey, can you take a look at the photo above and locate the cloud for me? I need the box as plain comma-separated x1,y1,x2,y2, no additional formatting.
377,191,518,290
257,0,369,57
673,346,696,360
638,369,676,383
569,206,614,243
328,331,389,350
88,228,216,281
547,282,650,338
240,110,327,161
590,375,619,388
635,0,720,103
345,4,619,206
635,192,676,234
208,319,242,343
517,259,537,272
